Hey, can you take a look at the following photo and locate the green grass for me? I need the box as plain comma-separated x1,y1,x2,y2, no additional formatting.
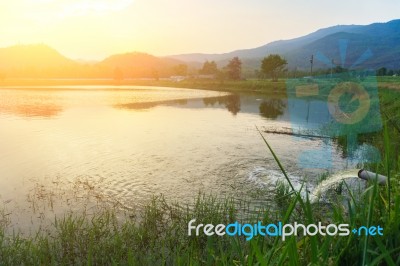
2,76,400,96
0,77,288,95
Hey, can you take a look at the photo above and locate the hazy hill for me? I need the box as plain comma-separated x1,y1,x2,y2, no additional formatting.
1,19,399,79
287,20,400,70
0,44,75,68
169,19,400,70
100,52,184,78
0,44,79,78
169,24,361,63
0,46,186,79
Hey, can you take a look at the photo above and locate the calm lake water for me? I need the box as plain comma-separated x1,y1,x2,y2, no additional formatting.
0,86,356,231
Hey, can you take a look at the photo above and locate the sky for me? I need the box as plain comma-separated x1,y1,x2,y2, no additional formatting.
1,0,400,60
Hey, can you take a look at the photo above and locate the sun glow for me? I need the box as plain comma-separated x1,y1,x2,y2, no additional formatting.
58,0,134,17
1,0,400,60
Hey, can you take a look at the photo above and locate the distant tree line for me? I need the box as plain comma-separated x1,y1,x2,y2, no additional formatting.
194,55,400,81
376,67,400,76
197,57,242,80
2,51,398,81
195,54,289,81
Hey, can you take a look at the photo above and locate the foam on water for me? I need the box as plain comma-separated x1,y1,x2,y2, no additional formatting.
247,167,365,203
247,167,304,190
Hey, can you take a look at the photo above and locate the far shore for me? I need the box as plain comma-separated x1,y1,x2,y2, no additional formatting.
0,77,399,94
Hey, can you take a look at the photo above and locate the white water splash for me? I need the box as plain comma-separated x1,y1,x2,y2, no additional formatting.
308,169,363,203
247,167,365,204
247,167,304,191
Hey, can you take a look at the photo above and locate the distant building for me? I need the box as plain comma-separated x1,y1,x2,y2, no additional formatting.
169,75,186,82
192,74,216,79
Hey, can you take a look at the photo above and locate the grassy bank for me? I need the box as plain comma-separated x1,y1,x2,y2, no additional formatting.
0,127,399,265
0,78,286,95
0,174,399,264
1,76,400,94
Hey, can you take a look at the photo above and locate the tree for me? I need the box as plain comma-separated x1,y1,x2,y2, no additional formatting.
333,66,347,73
173,64,188,76
200,61,218,75
377,67,387,76
226,57,242,80
151,68,159,81
261,54,287,82
113,67,123,82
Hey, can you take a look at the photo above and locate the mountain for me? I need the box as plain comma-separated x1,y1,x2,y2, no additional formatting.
169,19,400,70
100,52,184,78
0,45,186,79
169,24,361,63
1,19,399,79
0,44,79,77
287,20,400,70
0,44,76,68
0,44,75,68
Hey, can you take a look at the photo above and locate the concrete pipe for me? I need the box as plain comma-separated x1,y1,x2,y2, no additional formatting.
358,169,387,185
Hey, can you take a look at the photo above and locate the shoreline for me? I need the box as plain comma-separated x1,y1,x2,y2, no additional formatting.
1,77,399,93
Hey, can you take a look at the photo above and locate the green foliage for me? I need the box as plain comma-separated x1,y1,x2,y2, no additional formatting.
225,57,242,80
261,54,287,81
199,61,218,75
377,67,387,76
333,65,347,74
172,64,188,76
